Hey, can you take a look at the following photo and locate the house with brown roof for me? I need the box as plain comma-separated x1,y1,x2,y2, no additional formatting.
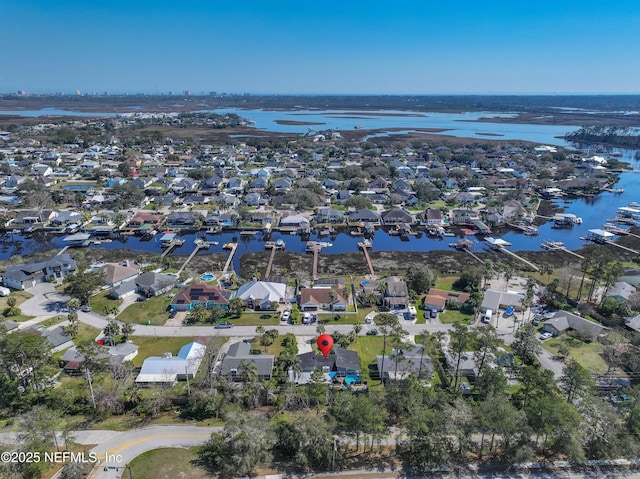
99,262,139,287
171,282,231,311
299,286,347,312
423,289,470,312
128,211,164,227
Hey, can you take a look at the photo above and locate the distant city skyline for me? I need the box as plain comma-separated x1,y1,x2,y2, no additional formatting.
2,1,639,95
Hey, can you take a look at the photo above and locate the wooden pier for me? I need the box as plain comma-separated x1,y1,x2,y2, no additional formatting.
498,246,539,272
358,241,376,280
312,244,320,280
603,239,639,255
540,240,584,260
177,240,211,275
264,245,279,278
160,238,185,258
222,243,238,275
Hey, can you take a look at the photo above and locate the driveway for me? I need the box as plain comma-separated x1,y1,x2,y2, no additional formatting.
18,283,72,328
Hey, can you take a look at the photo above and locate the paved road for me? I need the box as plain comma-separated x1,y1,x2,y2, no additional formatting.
85,425,219,479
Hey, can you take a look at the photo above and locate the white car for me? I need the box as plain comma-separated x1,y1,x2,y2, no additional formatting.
540,331,553,340
281,310,291,322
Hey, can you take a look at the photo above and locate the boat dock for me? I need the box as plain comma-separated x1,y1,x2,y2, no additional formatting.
222,243,238,275
498,246,540,272
264,240,285,278
358,240,376,280
176,239,212,275
541,240,584,259
160,238,185,258
584,229,639,255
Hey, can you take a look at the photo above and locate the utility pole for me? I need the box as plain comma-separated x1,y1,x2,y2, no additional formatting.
85,368,96,409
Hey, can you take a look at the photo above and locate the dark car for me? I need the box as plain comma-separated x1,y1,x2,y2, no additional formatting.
366,329,378,335
215,321,234,329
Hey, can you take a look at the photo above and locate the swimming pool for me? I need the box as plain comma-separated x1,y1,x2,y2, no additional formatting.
201,273,215,281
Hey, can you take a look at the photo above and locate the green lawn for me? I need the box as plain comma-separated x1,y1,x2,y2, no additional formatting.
41,315,67,328
119,295,174,325
439,309,475,324
75,323,102,344
130,335,208,367
231,312,281,326
1,290,35,322
129,448,208,479
90,290,123,315
434,276,457,291
542,336,608,375
349,336,384,383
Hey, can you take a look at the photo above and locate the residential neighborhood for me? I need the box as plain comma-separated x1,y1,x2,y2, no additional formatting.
1,101,640,478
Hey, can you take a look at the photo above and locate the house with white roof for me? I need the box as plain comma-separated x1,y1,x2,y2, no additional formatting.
135,342,206,386
235,280,287,310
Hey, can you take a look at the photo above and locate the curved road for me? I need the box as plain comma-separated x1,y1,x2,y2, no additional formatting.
85,425,219,479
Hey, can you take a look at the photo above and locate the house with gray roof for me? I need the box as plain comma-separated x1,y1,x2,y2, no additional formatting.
542,311,608,340
377,344,433,381
3,254,77,290
24,325,73,353
298,348,360,378
61,342,139,373
136,271,178,297
219,341,274,381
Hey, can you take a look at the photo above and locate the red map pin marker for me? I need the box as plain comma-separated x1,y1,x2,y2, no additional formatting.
317,334,334,359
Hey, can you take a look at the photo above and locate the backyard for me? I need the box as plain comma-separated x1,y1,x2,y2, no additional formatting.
542,336,608,375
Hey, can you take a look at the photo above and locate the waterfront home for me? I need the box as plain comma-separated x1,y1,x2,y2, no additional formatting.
542,311,608,340
135,342,206,386
377,344,433,380
166,211,199,227
280,214,311,229
298,348,360,378
170,283,231,311
135,271,178,297
348,209,380,224
299,286,348,312
423,208,445,226
235,280,287,310
128,211,163,227
220,341,274,381
3,254,77,289
50,210,83,226
98,262,139,288
315,208,344,223
380,209,413,225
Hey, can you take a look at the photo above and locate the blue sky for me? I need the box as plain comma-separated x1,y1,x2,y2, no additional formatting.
2,0,639,94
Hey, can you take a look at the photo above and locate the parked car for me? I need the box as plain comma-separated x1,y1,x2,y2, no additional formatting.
532,313,542,325
303,312,311,324
215,321,234,329
540,331,553,340
81,305,91,312
366,329,379,335
281,310,291,322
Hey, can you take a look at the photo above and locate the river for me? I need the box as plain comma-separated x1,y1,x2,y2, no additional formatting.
0,107,637,271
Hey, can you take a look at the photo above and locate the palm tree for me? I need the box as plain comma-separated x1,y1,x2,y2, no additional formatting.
351,321,363,342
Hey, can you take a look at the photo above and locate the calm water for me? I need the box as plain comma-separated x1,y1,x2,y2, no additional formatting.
0,107,636,270
0,107,579,146
210,108,578,146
